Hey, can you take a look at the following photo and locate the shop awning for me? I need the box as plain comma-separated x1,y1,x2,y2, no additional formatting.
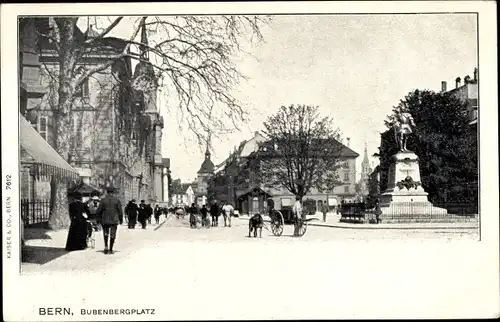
20,114,79,181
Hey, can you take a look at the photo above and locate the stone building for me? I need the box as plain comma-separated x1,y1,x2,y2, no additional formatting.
441,68,478,125
209,131,359,215
19,18,167,206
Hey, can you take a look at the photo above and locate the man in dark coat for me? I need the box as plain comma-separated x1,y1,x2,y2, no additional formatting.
125,199,139,229
146,203,154,224
200,204,209,227
96,187,123,255
210,201,220,227
188,203,198,228
138,200,148,229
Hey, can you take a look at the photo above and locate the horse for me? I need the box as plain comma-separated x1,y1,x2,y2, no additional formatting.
248,213,264,238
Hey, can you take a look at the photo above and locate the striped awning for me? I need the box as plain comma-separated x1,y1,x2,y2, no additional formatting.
20,113,79,181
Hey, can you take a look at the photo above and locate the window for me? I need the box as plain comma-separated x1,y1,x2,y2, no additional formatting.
344,186,350,193
342,162,349,169
343,172,350,182
75,79,89,97
37,116,48,141
281,198,292,207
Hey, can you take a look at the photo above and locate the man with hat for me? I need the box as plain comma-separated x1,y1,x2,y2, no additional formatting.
125,199,139,229
96,187,123,255
138,200,148,229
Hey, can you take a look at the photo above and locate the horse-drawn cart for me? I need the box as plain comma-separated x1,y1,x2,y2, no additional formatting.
266,209,318,237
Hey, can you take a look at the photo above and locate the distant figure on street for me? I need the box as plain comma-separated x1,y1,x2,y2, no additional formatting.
222,202,234,227
138,200,148,229
146,203,153,224
200,204,209,227
125,199,139,229
65,191,89,251
154,205,161,225
322,201,329,223
292,196,303,237
210,201,220,227
175,206,185,219
189,203,198,228
375,199,382,224
96,187,123,255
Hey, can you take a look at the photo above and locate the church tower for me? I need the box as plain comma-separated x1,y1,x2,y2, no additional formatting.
196,136,215,206
132,19,164,204
359,142,372,197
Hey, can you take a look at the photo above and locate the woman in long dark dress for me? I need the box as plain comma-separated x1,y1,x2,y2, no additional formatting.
65,192,89,251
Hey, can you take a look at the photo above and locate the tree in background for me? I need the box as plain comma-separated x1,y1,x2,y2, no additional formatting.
26,16,271,228
377,89,478,203
256,105,344,201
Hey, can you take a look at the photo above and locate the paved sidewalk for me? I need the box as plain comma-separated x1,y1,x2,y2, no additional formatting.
21,216,169,274
236,213,479,230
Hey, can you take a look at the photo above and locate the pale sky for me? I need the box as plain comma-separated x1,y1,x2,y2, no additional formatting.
79,14,478,183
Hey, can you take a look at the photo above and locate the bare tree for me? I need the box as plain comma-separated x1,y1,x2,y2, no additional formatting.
29,15,271,228
256,105,344,201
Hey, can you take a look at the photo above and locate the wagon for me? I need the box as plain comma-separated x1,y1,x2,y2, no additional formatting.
266,209,318,237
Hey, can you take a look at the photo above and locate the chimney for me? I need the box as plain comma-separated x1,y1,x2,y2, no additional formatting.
455,77,461,88
464,75,471,84
473,68,478,82
254,131,259,137
346,137,350,147
441,81,447,92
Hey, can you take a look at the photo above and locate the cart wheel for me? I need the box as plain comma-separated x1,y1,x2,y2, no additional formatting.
271,221,283,236
298,220,307,236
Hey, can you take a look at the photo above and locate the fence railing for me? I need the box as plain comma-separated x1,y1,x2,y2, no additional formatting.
21,199,51,227
364,201,478,220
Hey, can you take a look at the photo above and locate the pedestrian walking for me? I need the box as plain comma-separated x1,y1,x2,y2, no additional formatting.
188,203,198,228
292,196,302,237
322,201,329,223
138,200,148,229
154,204,161,225
200,204,209,227
375,199,382,224
125,199,139,229
65,192,90,251
210,201,220,227
222,202,234,227
96,187,123,255
146,203,153,224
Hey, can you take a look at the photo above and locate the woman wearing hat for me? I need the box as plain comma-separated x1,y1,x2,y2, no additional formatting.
65,191,90,251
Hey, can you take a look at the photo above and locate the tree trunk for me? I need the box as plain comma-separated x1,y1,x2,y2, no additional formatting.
48,19,77,230
48,100,73,229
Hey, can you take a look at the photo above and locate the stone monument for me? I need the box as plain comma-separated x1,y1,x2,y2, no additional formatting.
379,112,448,221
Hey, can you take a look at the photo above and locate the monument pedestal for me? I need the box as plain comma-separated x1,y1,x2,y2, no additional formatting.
379,151,447,221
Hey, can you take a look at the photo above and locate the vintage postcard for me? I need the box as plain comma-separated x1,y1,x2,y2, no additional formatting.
2,1,498,321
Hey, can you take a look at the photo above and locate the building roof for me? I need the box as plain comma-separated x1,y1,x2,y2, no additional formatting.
197,158,215,174
254,138,359,159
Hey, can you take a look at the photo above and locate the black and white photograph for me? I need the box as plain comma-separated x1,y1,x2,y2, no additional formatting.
2,2,498,321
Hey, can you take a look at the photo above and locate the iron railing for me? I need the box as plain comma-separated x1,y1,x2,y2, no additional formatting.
362,201,478,222
21,199,51,227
